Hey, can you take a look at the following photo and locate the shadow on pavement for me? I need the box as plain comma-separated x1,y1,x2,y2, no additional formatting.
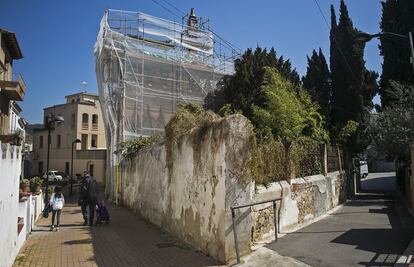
266,192,414,267
64,238,92,245
329,195,414,266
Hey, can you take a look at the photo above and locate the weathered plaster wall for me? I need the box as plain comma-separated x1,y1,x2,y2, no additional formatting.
0,143,21,267
252,171,346,242
0,143,43,267
119,115,254,263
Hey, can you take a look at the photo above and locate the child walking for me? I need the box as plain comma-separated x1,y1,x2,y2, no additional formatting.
50,186,65,231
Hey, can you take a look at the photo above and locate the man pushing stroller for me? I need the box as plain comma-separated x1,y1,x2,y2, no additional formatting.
79,172,99,226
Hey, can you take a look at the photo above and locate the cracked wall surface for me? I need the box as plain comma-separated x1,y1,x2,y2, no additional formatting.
119,115,254,263
252,171,346,243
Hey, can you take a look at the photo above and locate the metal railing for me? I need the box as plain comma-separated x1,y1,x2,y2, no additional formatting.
231,197,282,264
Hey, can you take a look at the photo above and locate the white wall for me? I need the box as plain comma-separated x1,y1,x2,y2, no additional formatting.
0,142,43,267
119,115,255,263
0,143,21,267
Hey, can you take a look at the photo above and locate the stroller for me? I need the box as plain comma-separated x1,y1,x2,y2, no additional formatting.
95,201,110,226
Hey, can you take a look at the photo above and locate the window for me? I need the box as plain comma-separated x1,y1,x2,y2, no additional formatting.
39,136,43,148
92,114,98,130
81,134,88,150
71,113,76,129
92,114,98,124
57,134,61,148
82,113,89,123
89,164,94,177
65,162,70,176
91,134,97,148
82,113,89,130
38,162,43,175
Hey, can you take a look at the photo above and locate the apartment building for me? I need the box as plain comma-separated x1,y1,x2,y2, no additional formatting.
0,29,26,135
32,92,107,184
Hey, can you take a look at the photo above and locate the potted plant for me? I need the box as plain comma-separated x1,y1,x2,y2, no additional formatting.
20,179,30,194
30,177,43,194
43,187,52,199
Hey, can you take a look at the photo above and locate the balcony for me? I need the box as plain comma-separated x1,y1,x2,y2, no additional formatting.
0,74,26,101
92,123,98,131
82,123,89,130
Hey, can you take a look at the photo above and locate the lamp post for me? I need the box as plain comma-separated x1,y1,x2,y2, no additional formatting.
45,114,64,202
70,138,82,196
355,31,414,74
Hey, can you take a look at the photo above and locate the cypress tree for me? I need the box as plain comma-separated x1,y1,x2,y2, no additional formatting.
379,0,414,107
303,48,331,125
329,0,377,152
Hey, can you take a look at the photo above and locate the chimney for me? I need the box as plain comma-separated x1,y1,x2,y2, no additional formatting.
187,8,197,28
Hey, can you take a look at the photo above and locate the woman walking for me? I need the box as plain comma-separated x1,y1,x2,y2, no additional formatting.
50,186,65,231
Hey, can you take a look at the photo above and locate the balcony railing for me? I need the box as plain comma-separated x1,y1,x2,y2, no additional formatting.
82,123,88,130
92,123,98,131
0,74,26,101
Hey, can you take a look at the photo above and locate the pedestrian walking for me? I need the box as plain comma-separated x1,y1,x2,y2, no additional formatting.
84,172,99,226
50,186,65,231
79,175,88,226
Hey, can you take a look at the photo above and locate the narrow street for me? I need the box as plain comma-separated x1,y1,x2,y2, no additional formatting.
13,199,219,267
12,173,414,267
267,172,414,267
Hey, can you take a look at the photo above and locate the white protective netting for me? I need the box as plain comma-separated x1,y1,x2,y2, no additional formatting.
94,9,237,192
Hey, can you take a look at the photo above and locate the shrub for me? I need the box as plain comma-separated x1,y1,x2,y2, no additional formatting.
251,137,322,185
165,103,220,141
116,135,163,159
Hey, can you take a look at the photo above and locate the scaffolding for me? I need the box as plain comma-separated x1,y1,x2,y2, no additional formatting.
94,9,237,192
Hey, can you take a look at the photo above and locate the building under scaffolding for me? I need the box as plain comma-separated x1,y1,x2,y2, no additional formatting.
94,8,237,195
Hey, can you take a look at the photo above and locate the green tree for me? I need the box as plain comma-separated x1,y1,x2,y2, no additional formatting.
379,0,414,107
204,46,300,121
370,81,414,160
252,67,327,147
302,48,331,125
329,0,378,153
252,67,328,179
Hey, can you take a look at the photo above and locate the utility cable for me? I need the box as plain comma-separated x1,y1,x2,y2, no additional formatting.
149,0,182,19
160,0,186,16
149,0,240,55
313,0,362,89
313,0,368,117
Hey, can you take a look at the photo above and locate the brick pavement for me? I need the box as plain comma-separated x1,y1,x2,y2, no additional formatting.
13,200,221,267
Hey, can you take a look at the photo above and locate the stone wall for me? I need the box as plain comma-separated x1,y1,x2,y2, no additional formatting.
252,171,346,242
118,115,255,263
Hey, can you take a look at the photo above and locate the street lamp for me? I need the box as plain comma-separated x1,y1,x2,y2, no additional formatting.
45,114,64,202
70,138,82,196
355,31,414,74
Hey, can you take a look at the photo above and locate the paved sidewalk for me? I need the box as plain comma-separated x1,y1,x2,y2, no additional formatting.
13,201,220,267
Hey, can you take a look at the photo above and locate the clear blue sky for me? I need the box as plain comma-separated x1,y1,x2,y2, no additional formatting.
1,0,382,124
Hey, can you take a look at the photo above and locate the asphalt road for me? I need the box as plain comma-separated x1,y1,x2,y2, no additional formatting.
267,173,414,267
361,172,396,192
